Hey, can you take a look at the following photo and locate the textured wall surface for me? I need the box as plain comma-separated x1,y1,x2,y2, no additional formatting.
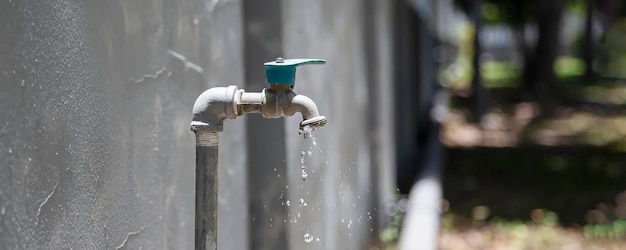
0,1,394,249
0,1,246,249
282,1,395,249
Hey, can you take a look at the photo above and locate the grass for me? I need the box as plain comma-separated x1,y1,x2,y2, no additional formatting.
444,56,587,91
439,216,625,250
374,212,626,250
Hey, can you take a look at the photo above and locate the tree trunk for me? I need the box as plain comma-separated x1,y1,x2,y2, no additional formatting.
471,0,488,123
582,0,595,84
523,0,564,111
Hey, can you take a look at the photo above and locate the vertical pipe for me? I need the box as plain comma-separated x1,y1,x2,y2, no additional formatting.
195,131,219,250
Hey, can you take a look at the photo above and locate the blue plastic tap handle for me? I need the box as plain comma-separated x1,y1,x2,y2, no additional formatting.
264,58,326,85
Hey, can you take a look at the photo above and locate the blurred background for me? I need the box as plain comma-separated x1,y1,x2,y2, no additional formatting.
2,0,626,249
404,0,626,249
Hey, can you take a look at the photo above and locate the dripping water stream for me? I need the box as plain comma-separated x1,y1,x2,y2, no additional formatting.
298,125,321,244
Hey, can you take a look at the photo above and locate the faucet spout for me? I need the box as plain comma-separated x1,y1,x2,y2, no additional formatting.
289,94,327,134
243,85,326,134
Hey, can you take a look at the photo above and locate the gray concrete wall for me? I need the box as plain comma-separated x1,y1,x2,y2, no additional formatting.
0,0,395,249
283,0,395,249
0,1,246,249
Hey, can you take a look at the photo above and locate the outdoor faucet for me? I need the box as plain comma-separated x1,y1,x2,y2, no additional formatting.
190,58,326,250
191,58,327,134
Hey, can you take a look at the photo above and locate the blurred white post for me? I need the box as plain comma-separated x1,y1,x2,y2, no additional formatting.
399,176,442,250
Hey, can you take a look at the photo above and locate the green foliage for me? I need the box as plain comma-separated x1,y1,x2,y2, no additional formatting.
540,211,559,226
566,0,587,16
379,212,404,244
453,0,534,25
481,61,521,88
554,56,585,78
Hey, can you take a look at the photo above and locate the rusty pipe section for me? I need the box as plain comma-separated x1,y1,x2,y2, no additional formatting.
194,131,218,250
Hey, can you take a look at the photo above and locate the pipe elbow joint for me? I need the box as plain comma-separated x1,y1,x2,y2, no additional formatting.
191,85,239,132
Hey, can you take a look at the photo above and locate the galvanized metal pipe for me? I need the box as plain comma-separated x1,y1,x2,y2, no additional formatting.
194,131,219,250
191,79,326,249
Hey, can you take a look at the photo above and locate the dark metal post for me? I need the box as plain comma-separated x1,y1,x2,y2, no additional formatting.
242,0,289,249
194,131,219,250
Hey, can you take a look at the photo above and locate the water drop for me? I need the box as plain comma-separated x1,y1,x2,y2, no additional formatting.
8,149,12,154
300,151,305,157
304,233,314,243
302,126,318,145
299,198,305,206
303,125,312,139
301,170,308,181
307,151,312,156
286,200,291,207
